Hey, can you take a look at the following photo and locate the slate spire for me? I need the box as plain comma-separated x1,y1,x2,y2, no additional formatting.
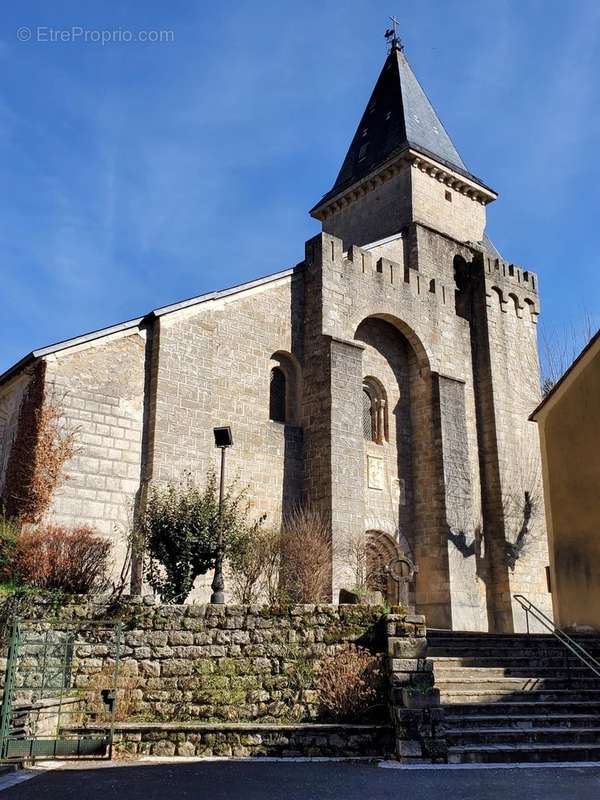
314,44,479,210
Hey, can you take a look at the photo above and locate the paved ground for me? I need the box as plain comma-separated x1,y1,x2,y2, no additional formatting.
3,760,600,799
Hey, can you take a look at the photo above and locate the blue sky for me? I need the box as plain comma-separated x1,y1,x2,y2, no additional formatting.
1,1,599,374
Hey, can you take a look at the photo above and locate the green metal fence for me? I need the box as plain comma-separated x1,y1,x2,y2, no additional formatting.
0,619,122,762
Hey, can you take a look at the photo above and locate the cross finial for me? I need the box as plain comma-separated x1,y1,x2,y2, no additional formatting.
384,15,404,52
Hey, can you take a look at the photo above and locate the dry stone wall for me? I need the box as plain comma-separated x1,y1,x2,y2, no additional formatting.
12,599,388,724
66,721,394,759
2,597,444,761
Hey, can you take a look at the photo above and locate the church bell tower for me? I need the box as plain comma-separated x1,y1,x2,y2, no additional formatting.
310,36,497,249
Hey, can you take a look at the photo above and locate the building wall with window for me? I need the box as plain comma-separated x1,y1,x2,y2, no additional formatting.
0,226,549,625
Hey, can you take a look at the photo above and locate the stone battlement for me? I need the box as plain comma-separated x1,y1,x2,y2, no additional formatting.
484,253,539,295
342,242,453,310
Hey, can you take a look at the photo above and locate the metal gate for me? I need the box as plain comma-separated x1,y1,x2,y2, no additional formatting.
0,619,122,762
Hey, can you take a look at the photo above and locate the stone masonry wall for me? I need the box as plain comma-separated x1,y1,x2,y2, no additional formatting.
43,334,146,575
320,161,486,249
10,599,387,724
410,163,486,244
308,229,487,629
147,275,304,600
66,721,394,759
3,598,442,761
0,369,33,497
481,256,552,630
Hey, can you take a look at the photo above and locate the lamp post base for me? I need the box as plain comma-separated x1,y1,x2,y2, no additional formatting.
210,590,225,604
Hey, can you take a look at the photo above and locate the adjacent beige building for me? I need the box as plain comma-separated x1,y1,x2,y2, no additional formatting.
531,331,600,631
0,41,551,630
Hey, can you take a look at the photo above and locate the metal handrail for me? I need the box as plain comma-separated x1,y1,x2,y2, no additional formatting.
513,594,600,679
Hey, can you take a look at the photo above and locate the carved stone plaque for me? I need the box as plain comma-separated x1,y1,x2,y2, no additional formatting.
367,455,384,490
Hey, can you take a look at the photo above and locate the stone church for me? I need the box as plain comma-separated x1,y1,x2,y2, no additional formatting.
0,40,551,631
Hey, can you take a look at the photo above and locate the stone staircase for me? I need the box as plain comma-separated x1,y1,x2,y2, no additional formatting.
428,630,600,764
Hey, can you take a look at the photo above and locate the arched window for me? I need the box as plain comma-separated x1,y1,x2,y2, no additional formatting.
362,387,375,440
269,367,286,423
490,286,505,309
508,293,521,317
362,378,388,444
523,297,537,322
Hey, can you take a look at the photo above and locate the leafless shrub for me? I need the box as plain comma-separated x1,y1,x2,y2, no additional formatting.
261,526,283,605
337,532,369,594
316,645,385,722
12,525,111,593
2,377,79,525
227,526,282,605
336,531,389,599
279,505,331,603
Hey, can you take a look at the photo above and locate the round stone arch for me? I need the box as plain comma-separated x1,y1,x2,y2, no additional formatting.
352,312,433,375
364,517,412,559
365,528,414,606
354,315,435,613
367,313,431,373
269,350,302,425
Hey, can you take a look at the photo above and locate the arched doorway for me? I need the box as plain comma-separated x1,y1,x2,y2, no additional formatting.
365,529,410,606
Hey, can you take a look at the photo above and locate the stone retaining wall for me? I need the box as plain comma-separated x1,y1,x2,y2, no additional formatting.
2,596,446,761
63,721,394,759
8,598,389,723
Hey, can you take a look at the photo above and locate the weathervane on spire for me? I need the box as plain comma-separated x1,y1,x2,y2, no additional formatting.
385,15,404,52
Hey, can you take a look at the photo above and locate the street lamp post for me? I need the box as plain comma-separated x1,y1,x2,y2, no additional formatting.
210,426,233,604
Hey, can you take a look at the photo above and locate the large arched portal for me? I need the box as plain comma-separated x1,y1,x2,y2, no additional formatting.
354,316,420,561
353,316,450,626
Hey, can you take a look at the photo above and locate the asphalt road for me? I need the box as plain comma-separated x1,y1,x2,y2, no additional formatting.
3,760,600,800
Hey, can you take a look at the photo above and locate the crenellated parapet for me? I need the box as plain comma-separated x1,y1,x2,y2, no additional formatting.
482,254,540,323
343,242,453,310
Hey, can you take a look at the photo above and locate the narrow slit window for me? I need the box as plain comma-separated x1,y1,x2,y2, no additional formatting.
362,388,375,440
269,367,286,423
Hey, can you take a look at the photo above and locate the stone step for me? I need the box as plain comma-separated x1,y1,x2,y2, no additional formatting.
447,742,600,764
427,633,600,645
440,688,600,704
437,677,600,692
442,700,600,716
433,666,591,679
428,645,600,658
446,726,600,747
443,713,600,730
428,631,600,643
427,631,600,762
429,643,600,653
430,656,589,668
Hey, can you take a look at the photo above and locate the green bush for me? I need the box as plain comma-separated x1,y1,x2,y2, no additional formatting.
142,469,265,603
